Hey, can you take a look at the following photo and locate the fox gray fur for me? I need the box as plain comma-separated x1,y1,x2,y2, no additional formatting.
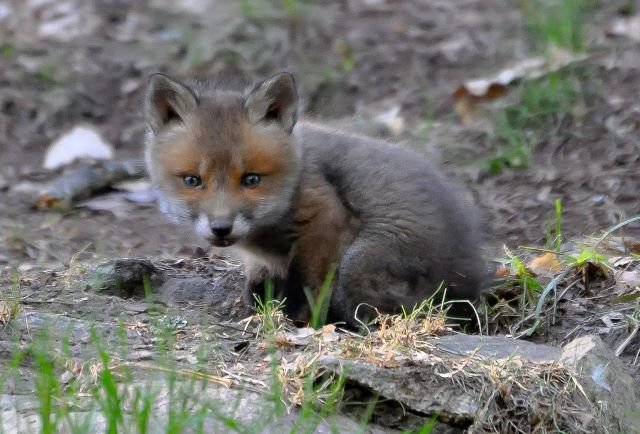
144,71,485,326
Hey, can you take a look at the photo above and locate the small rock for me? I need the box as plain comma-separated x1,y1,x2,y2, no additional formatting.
374,106,405,135
44,126,114,170
92,258,164,298
60,370,74,385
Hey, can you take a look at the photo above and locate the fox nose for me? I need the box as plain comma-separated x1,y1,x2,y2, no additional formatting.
210,221,233,238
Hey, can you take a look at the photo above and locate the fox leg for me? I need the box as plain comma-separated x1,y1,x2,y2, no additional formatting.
330,237,438,327
243,261,310,322
243,262,286,306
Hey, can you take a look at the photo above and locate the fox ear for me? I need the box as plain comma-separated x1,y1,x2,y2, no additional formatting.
145,73,198,133
245,72,298,133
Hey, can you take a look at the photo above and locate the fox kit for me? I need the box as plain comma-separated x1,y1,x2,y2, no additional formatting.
144,71,485,326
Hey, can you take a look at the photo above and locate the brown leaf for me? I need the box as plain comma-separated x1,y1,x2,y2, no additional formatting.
528,253,562,277
453,49,589,123
495,264,511,278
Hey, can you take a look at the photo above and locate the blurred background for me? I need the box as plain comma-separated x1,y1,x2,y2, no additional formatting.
1,0,639,271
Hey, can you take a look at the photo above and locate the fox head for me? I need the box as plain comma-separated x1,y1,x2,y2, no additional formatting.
144,72,301,248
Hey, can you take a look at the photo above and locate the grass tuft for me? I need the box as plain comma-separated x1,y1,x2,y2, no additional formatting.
545,198,564,252
487,71,582,174
251,281,287,338
304,266,336,329
520,0,594,53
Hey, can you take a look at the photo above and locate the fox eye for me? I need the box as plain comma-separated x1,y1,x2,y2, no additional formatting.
182,175,202,188
241,173,261,188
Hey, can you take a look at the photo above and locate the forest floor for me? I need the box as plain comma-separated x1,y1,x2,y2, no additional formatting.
1,1,640,432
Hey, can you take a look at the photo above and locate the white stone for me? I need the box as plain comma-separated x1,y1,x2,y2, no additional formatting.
43,125,114,170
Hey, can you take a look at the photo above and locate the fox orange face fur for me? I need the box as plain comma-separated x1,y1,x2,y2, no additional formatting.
145,71,486,326
145,73,301,252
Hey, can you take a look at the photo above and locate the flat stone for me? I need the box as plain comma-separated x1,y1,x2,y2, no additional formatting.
1,383,396,434
434,334,560,362
319,356,476,427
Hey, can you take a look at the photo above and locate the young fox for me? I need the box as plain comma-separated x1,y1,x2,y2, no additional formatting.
144,71,485,326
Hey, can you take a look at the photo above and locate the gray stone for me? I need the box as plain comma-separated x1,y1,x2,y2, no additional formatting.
1,383,396,434
92,258,165,298
319,356,476,427
560,335,640,434
434,334,560,362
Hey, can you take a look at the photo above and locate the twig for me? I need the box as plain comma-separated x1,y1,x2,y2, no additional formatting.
615,322,640,358
37,159,147,210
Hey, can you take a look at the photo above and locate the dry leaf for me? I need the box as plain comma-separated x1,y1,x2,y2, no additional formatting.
495,264,510,278
613,270,640,296
453,49,589,123
321,324,340,343
609,256,634,268
528,252,562,277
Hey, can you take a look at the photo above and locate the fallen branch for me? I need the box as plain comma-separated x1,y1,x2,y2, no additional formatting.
36,159,147,210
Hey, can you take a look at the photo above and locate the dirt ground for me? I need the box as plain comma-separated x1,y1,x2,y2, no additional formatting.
1,0,640,427
1,0,639,262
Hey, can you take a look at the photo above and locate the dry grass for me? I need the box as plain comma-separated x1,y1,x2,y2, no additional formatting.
0,270,21,327
247,301,598,432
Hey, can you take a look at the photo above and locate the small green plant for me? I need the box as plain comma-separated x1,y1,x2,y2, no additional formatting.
487,112,532,173
180,28,205,70
290,368,347,432
566,247,609,270
504,248,543,304
239,0,309,19
239,0,260,17
33,337,62,434
417,416,439,433
1,43,14,59
546,198,563,252
142,272,153,299
36,65,56,86
520,0,594,53
131,386,154,434
487,0,594,174
91,329,124,434
304,266,336,329
253,281,286,336
487,71,582,174
335,40,355,72
417,95,437,143
618,1,635,16
281,0,306,17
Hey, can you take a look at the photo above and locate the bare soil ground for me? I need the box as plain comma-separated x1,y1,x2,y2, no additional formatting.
1,0,640,431
1,1,639,260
